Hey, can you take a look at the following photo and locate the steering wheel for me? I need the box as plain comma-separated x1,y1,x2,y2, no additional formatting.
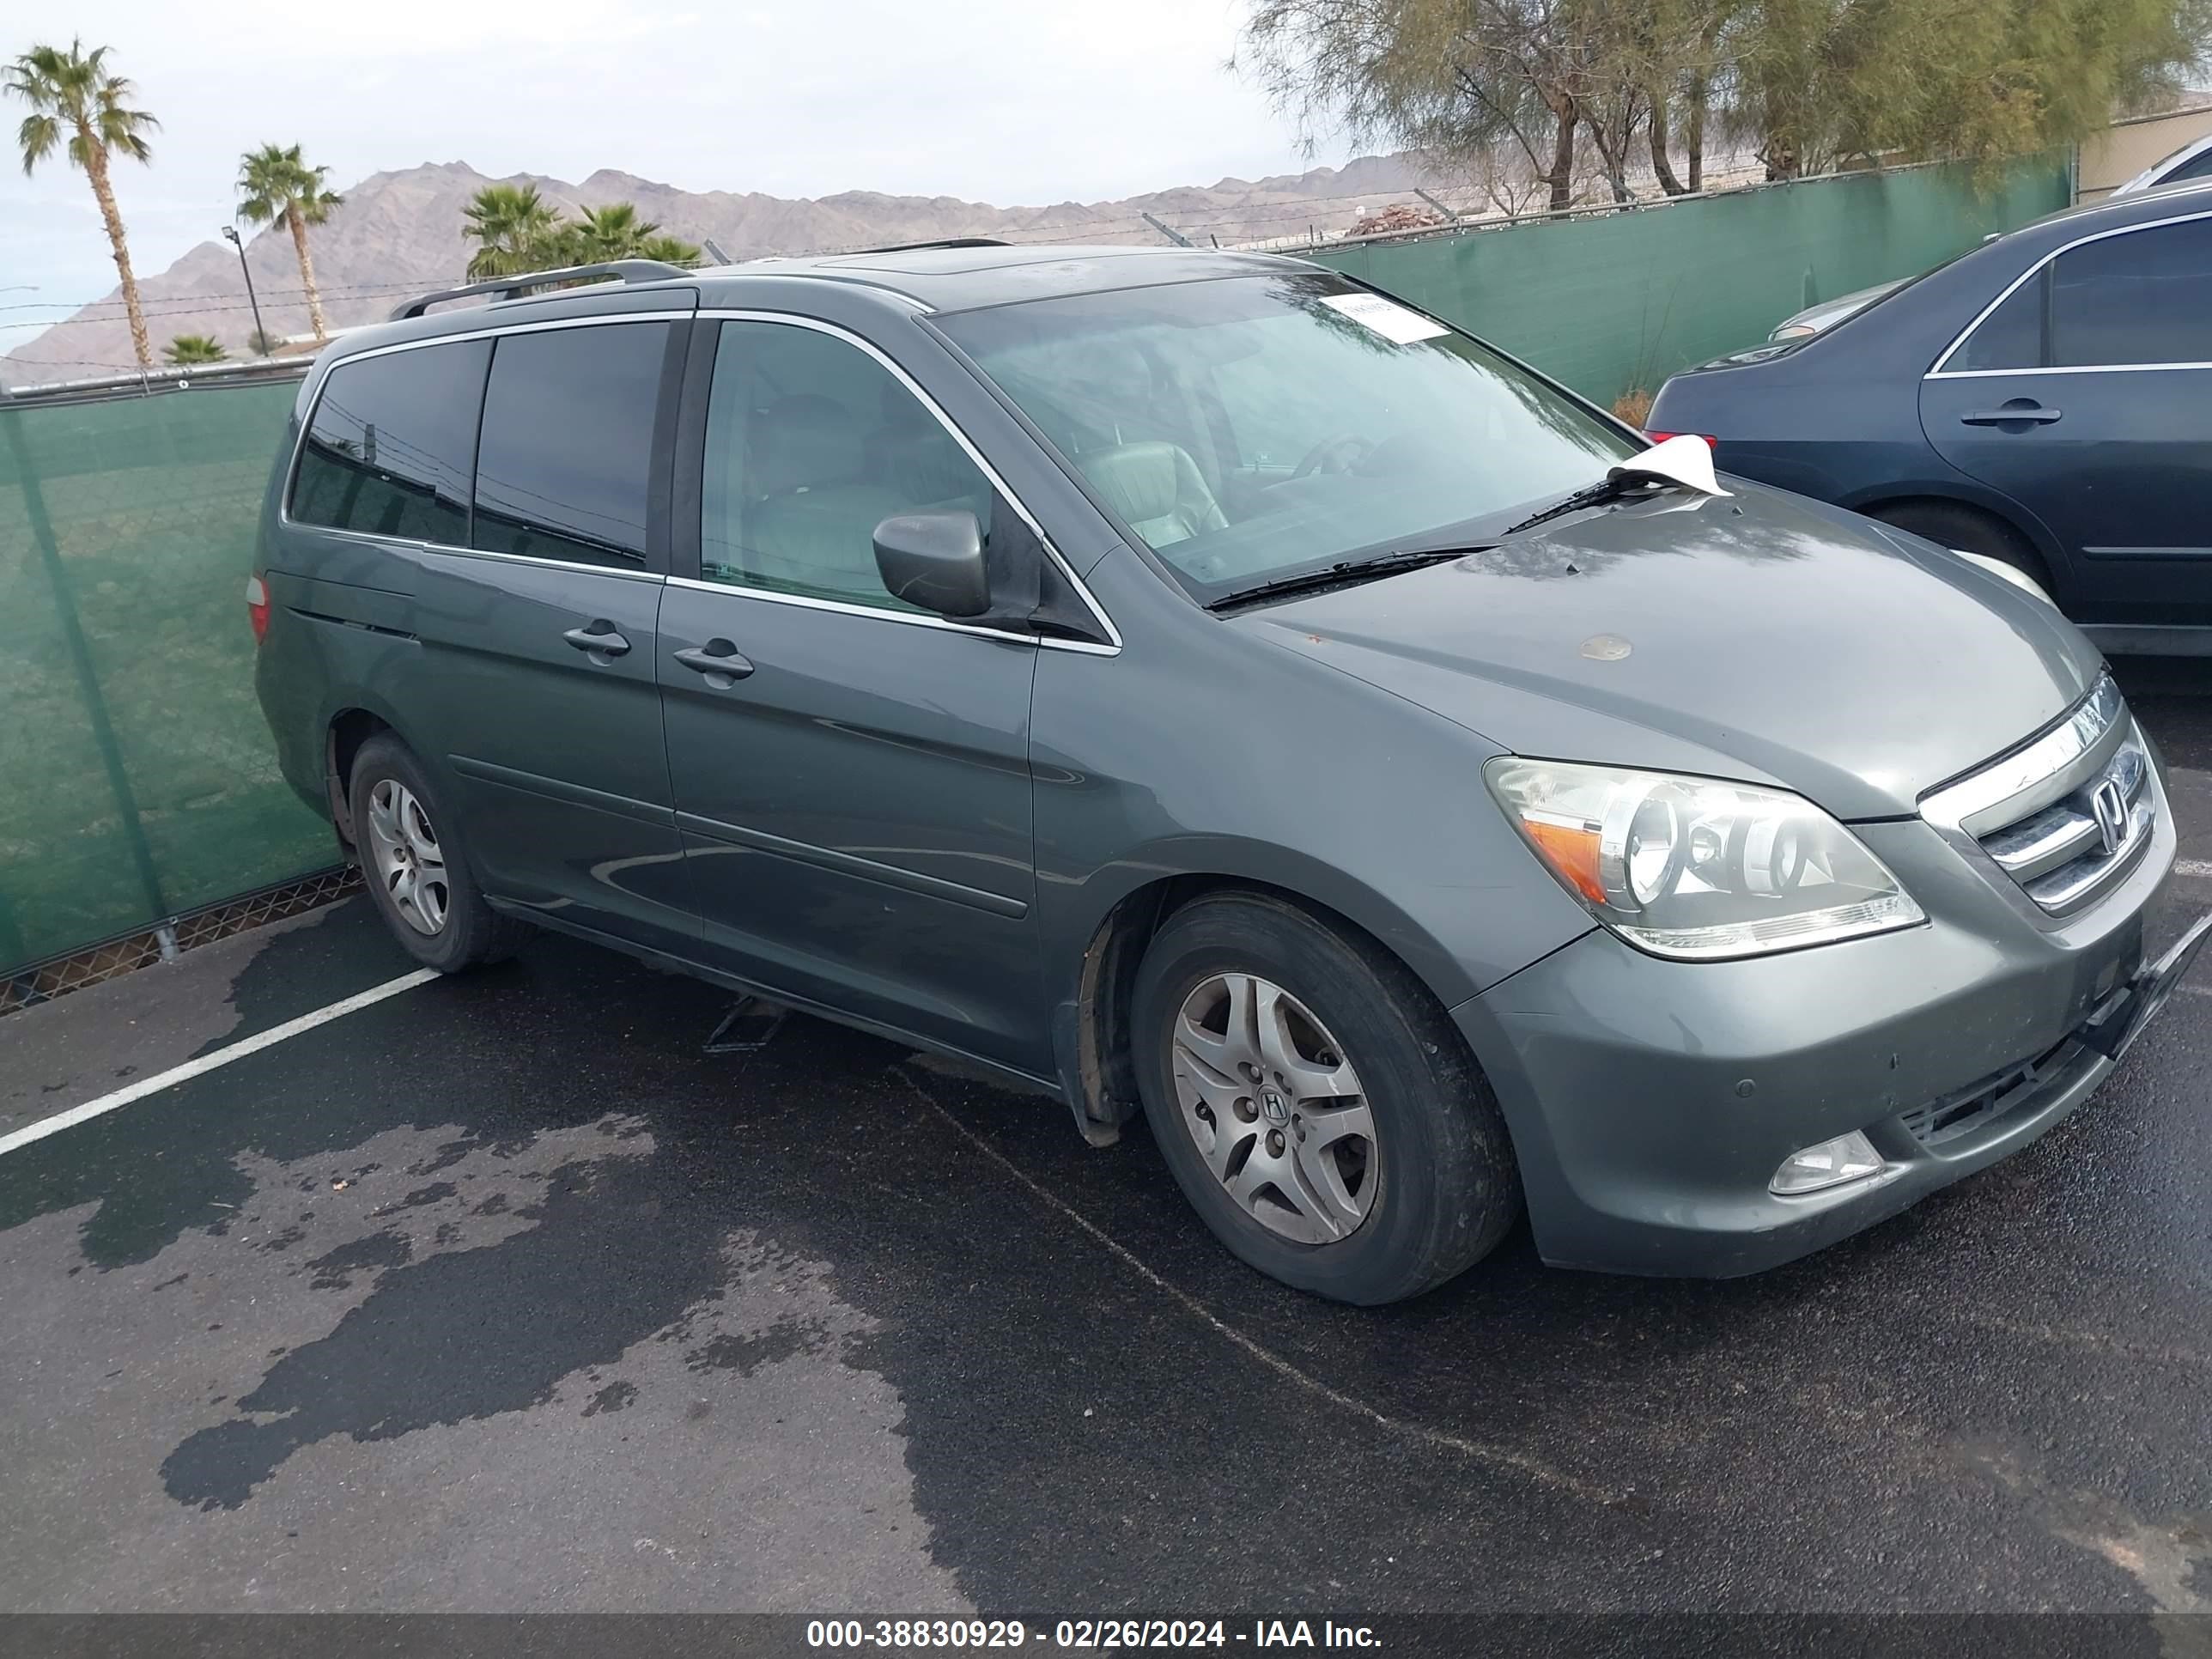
1291,432,1374,479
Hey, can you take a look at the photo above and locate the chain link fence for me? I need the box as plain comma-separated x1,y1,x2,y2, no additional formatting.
0,370,340,992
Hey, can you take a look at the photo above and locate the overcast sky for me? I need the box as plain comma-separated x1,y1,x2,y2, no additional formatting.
2,0,1347,336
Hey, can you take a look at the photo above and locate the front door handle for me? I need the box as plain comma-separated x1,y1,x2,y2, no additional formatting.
672,640,756,684
562,621,631,657
1960,404,2063,427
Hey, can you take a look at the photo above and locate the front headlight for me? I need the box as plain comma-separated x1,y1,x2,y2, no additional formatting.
1484,758,1925,961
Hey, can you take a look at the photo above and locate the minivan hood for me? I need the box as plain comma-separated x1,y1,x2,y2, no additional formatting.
1239,483,2103,820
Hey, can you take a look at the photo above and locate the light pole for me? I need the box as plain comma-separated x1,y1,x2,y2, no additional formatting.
221,226,268,356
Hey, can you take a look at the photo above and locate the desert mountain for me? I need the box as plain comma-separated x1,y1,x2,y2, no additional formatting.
4,153,1443,384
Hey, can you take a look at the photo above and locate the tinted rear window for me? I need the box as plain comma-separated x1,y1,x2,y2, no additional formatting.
471,322,672,568
289,341,489,542
2051,217,2212,367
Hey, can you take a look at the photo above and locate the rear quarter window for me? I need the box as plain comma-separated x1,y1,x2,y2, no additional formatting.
289,340,490,543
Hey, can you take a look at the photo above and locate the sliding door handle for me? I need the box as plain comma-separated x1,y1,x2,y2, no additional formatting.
672,640,756,684
562,622,631,657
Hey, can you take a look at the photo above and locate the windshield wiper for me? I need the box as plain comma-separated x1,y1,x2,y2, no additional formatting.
1496,474,1662,539
1205,547,1480,612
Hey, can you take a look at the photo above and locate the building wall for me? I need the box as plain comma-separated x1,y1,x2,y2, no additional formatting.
2078,105,2212,201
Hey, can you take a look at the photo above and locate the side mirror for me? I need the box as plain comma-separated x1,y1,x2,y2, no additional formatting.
873,511,990,617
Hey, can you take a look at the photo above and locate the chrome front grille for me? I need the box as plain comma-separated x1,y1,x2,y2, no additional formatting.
1922,676,2159,918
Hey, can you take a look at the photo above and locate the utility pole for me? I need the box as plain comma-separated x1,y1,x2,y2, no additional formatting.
1140,211,1194,248
222,225,268,355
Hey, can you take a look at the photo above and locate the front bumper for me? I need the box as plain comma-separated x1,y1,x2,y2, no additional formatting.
1455,791,2195,1278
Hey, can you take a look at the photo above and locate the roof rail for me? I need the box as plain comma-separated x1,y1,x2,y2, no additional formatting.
391,258,693,321
842,236,1009,255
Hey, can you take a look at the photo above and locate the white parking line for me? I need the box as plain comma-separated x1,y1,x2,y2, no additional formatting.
0,969,439,1160
2179,860,2212,880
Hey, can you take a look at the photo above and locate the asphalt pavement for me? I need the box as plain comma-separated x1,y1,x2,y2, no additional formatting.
3,660,2212,1630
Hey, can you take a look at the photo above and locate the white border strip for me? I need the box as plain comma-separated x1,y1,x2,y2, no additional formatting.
0,969,438,1159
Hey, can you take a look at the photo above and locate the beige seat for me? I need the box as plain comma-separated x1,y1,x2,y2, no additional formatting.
1076,441,1227,547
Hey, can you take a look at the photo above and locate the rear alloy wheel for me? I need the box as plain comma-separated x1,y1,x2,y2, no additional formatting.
347,733,521,973
1133,892,1521,1304
363,778,449,937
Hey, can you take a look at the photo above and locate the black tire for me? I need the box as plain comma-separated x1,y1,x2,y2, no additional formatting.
347,733,522,973
1130,891,1520,1304
1870,501,2052,591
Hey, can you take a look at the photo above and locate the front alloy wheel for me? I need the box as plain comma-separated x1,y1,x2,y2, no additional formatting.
363,777,449,936
1131,891,1522,1304
1170,973,1376,1244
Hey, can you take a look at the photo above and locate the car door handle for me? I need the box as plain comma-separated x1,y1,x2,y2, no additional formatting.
672,640,756,682
562,622,631,657
1960,406,2063,426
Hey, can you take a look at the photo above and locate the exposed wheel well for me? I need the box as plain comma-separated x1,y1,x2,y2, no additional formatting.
325,709,392,847
1067,874,1465,1146
1856,495,2054,589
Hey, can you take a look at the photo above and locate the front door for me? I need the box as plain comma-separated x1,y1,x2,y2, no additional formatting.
657,316,1047,1070
1922,211,2212,625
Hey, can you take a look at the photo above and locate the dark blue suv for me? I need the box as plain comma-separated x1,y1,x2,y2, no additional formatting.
1647,179,2212,655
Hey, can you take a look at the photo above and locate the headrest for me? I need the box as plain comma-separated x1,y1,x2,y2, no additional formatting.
1077,441,1191,526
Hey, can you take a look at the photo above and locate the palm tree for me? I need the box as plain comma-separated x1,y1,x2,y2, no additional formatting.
636,232,702,267
6,40,161,368
237,142,342,341
462,183,562,279
164,333,225,365
572,202,659,259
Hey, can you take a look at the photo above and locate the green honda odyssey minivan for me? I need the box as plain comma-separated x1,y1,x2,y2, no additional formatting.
254,244,2205,1304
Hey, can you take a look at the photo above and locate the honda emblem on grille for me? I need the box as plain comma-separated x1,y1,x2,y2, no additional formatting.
2092,777,2128,858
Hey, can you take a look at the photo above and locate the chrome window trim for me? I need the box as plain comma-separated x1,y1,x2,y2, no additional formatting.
1926,205,2212,379
664,572,1117,655
418,539,664,583
277,305,1122,655
1923,361,2212,380
276,522,667,585
692,307,1121,654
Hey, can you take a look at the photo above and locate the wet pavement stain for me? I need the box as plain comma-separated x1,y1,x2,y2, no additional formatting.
4,678,2212,1613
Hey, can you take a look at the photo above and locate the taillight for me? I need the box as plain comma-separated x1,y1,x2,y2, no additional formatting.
1644,430,1718,449
246,574,270,644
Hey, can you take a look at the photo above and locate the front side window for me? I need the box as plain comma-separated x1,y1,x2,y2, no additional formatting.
472,322,672,569
698,320,995,611
2050,217,2212,368
289,340,489,542
935,273,1633,604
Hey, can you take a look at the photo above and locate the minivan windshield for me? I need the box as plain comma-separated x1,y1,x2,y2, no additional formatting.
936,272,1636,605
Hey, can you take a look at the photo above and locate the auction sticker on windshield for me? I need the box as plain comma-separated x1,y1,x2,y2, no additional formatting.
1319,291,1450,344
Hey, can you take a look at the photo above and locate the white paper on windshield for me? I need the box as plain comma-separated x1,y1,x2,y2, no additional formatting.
1320,292,1450,344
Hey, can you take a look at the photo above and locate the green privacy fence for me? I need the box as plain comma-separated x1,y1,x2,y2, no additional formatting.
1314,158,2073,405
0,376,337,979
0,158,2073,981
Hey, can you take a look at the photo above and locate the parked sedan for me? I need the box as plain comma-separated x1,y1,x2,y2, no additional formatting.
1648,179,2212,653
1765,137,2212,342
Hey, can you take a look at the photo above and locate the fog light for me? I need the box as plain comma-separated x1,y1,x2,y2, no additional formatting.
1770,1130,1885,1196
